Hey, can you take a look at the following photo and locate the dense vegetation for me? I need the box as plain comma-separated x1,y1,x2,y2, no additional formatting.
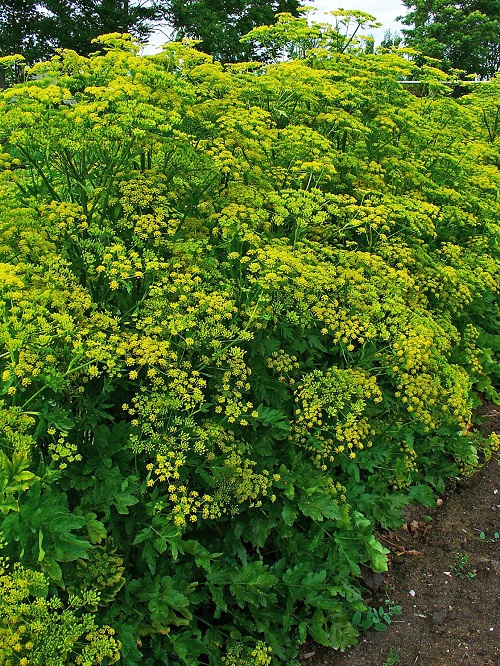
0,17,500,665
0,0,301,66
3,1,498,78
165,0,301,62
400,0,500,79
0,0,166,63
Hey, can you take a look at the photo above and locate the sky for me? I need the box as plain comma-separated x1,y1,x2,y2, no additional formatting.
313,1,406,40
142,1,408,54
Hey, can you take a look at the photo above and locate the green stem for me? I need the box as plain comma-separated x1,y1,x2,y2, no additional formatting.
20,360,96,410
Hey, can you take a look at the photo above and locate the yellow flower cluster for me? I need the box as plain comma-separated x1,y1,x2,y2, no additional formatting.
293,368,380,468
392,441,419,489
214,202,269,239
0,558,120,666
0,404,36,455
219,442,272,508
95,243,146,290
76,627,120,666
143,264,241,346
41,201,88,238
168,369,206,411
266,349,300,384
223,641,272,666
482,432,500,462
149,457,207,527
394,371,441,428
461,324,483,377
214,347,254,425
145,429,274,527
47,429,82,469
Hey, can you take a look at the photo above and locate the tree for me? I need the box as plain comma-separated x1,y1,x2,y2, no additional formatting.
0,1,42,62
41,0,166,56
380,29,403,50
241,9,381,62
399,1,500,79
165,0,301,62
0,1,165,63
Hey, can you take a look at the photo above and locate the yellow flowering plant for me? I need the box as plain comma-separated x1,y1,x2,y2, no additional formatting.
0,19,499,665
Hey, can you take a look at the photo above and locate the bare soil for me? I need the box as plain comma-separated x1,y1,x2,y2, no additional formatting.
301,402,500,666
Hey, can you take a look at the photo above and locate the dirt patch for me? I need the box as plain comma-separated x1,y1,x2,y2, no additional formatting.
301,403,500,666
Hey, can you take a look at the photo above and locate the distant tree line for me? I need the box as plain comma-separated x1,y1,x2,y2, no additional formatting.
0,1,499,79
0,1,300,64
400,1,500,80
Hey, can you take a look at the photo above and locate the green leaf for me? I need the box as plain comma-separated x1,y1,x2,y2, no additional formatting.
86,514,107,544
114,490,139,514
41,405,75,431
365,535,389,573
282,503,298,526
142,541,157,575
306,334,328,352
40,557,62,582
209,561,278,607
133,527,152,546
298,494,342,521
407,483,435,507
169,631,207,664
302,570,327,588
255,404,290,431
184,540,221,571
37,529,45,562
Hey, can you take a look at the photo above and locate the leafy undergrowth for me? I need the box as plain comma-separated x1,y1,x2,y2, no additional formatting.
304,402,500,666
0,20,500,666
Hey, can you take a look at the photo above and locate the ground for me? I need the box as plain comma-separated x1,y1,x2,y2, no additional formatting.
301,403,500,666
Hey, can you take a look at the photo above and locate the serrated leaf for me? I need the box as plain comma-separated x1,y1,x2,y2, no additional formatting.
209,561,278,607
169,632,207,664
365,535,389,573
298,621,308,643
298,494,341,521
113,477,139,514
40,557,62,581
230,561,277,588
302,570,327,588
142,541,157,575
86,516,107,544
307,334,328,352
184,540,221,571
327,620,359,649
282,503,298,526
209,583,228,615
254,404,289,431
407,483,435,507
133,526,152,546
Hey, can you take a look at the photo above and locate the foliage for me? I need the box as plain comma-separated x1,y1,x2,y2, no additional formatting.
0,0,165,65
450,553,476,580
382,648,401,666
380,30,402,51
356,598,402,632
166,0,301,63
0,538,121,665
0,19,499,665
0,1,41,68
399,1,500,79
241,9,381,61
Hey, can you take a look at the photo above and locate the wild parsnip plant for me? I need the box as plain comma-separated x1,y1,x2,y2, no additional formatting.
0,17,499,665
